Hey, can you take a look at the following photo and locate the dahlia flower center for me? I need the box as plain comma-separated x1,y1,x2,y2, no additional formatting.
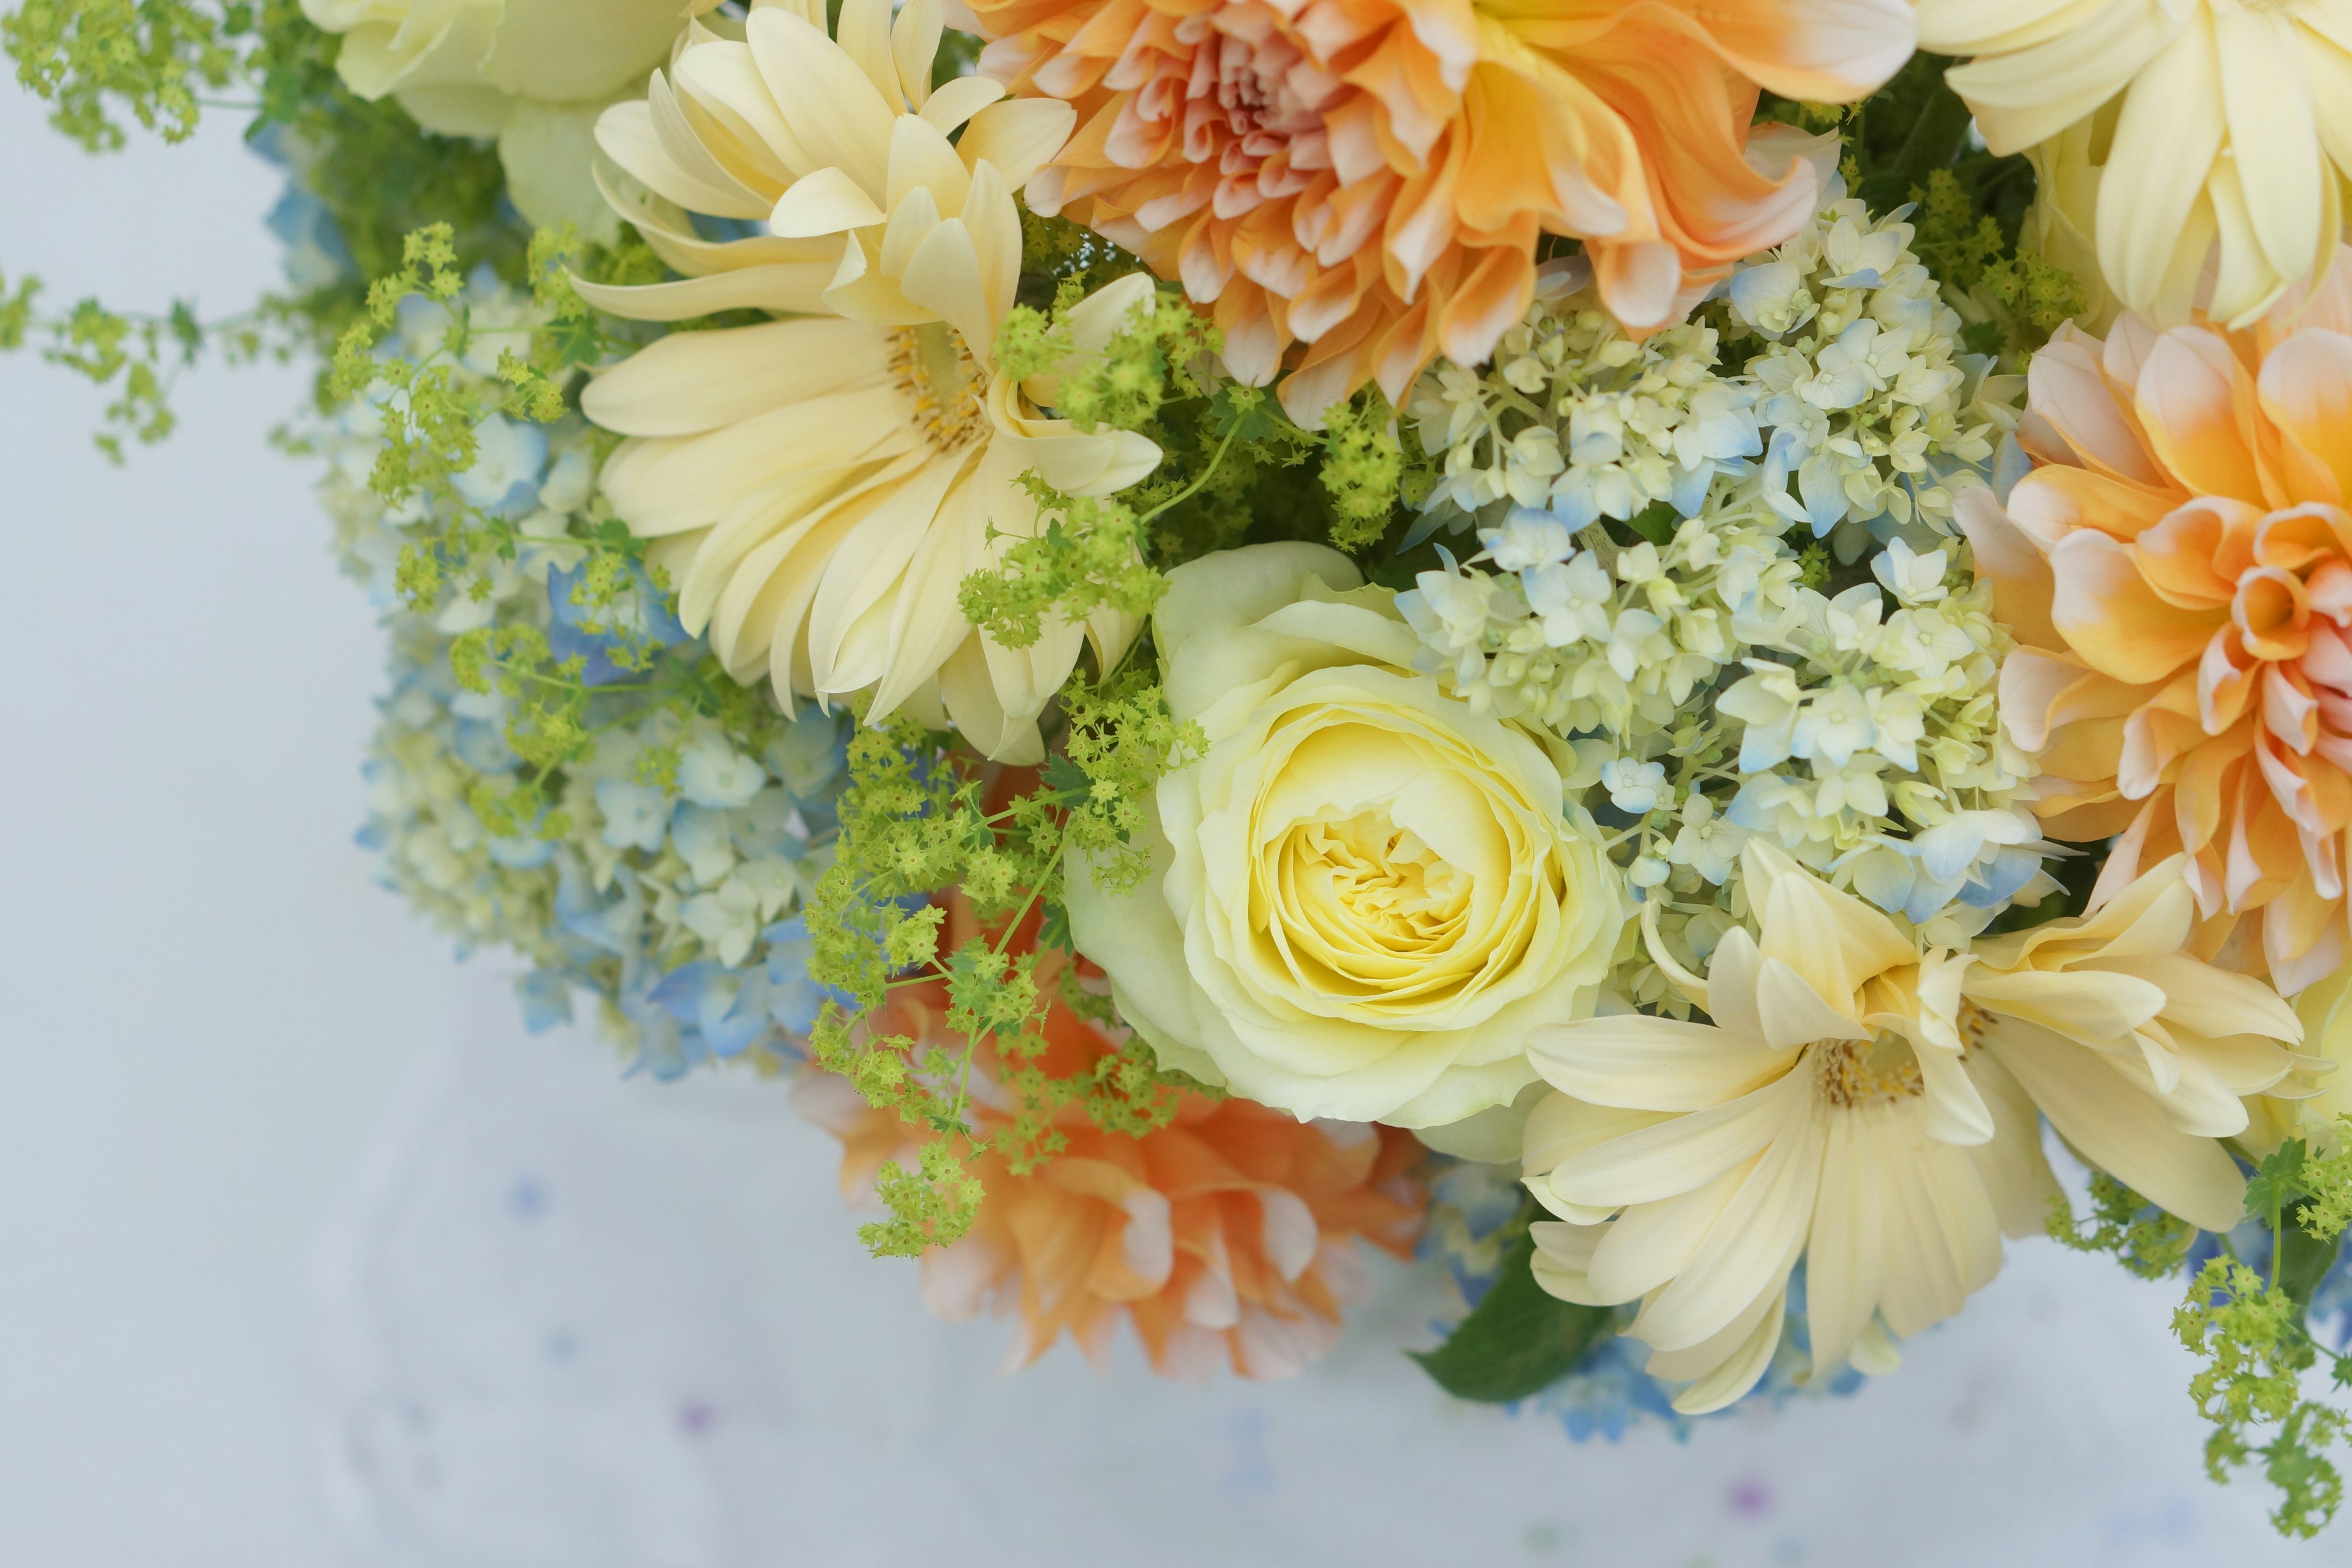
888,322,990,456
2235,565,2312,662
1815,1033,1926,1109
1283,810,1471,955
1118,12,1340,191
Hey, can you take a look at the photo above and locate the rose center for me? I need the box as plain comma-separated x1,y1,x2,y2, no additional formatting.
888,322,990,456
1814,1032,1925,1109
1287,810,1470,952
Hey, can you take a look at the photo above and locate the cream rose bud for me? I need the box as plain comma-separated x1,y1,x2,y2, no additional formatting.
301,0,701,240
1066,542,1622,1131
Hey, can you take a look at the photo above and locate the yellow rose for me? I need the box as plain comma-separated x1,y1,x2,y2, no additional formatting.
301,0,705,239
1066,543,1622,1131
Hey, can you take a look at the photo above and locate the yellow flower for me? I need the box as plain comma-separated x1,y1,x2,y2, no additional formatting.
1954,856,2314,1231
576,0,1161,762
1921,0,2352,326
1521,842,2052,1413
1065,543,1620,1129
300,0,699,237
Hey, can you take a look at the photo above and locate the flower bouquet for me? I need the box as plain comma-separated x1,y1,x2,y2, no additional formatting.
13,0,2352,1536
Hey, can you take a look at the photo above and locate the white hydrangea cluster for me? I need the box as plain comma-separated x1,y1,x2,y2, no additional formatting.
323,276,848,1076
1724,197,2020,558
1718,538,2049,935
1396,200,2049,1001
1407,261,1762,529
1397,505,1801,741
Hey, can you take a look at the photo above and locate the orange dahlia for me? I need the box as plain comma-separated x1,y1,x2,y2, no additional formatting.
793,894,1428,1377
1967,248,2352,993
961,0,1912,421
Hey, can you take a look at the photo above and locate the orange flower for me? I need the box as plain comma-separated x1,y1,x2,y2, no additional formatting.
794,894,1427,1378
963,0,1911,421
1966,248,2352,993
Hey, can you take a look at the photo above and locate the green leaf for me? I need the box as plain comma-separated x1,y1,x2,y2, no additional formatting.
1409,1228,1613,1403
2248,1139,2311,1227
1622,500,1678,548
2280,1214,2345,1314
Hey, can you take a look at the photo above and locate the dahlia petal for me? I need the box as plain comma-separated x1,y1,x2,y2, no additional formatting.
2026,324,2166,484
1670,0,1913,103
2135,328,2266,503
2048,529,2221,684
2259,329,2352,507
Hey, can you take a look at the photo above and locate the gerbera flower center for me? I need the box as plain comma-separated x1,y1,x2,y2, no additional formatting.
1814,1032,1926,1109
888,322,991,456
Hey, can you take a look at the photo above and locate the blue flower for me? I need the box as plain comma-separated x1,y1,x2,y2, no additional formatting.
595,778,669,851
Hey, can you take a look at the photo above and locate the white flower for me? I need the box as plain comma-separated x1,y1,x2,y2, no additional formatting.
299,0,696,238
1521,844,2053,1412
594,778,668,853
452,412,547,511
578,0,1157,763
677,738,765,811
1602,757,1670,815
1066,544,1622,1128
1871,538,1948,605
1523,553,1615,647
1479,508,1577,572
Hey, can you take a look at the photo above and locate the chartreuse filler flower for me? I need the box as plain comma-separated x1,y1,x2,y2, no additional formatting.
17,0,2352,1536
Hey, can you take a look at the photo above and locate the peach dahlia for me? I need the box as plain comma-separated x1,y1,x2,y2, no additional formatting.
794,893,1428,1377
1967,249,2352,993
958,0,1913,423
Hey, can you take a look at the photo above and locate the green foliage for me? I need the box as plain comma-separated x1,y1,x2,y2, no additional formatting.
2299,1123,2352,1244
1410,1225,1615,1403
802,684,1206,1259
1014,209,1149,310
1910,168,2086,358
2177,1258,2352,1538
2161,1131,2352,1537
0,258,309,460
2046,1171,2196,1281
5,0,336,147
1319,386,1404,552
318,223,655,628
8,0,244,149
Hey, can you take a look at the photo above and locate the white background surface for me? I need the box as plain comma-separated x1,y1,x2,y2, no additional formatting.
8,74,2352,1568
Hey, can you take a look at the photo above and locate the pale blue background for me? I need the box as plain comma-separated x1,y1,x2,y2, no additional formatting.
6,74,2352,1568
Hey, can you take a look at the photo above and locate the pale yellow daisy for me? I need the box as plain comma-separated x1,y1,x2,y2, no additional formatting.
576,0,1161,761
1521,842,2052,1413
1920,0,2352,326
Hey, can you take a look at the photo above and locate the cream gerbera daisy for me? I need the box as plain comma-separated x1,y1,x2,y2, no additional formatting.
1920,0,2352,326
1521,842,2053,1413
576,0,1162,761
1953,855,2319,1231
